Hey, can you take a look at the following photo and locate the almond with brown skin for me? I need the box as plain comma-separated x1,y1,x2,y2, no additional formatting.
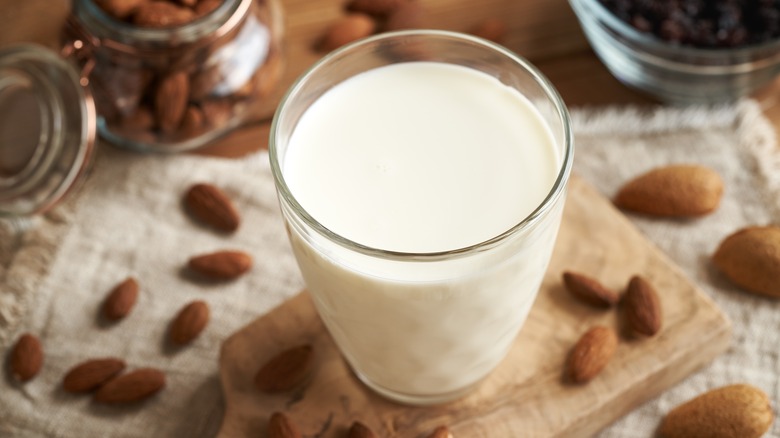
62,358,126,393
470,18,507,43
254,344,314,392
712,226,780,298
184,183,240,232
659,384,773,438
188,250,252,280
268,412,302,438
623,275,662,336
94,368,166,403
614,164,723,217
155,72,190,133
346,0,406,17
180,106,205,138
169,300,210,345
102,277,139,321
320,14,376,52
428,425,453,438
9,333,43,382
95,0,146,19
133,1,196,27
562,271,619,308
195,0,223,17
566,326,617,383
385,1,425,31
349,421,378,438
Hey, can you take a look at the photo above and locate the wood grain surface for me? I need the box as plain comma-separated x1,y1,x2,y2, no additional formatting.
217,176,732,438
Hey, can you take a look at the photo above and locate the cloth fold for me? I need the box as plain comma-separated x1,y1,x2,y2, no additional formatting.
1,100,778,437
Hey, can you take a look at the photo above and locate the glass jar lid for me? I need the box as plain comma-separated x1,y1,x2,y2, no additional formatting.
0,44,96,217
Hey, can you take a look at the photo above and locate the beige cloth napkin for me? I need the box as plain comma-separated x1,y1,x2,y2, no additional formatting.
1,100,778,437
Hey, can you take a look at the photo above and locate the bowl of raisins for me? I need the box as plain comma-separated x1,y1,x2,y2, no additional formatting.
569,0,780,103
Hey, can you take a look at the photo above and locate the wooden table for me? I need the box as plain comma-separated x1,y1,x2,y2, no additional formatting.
3,0,780,158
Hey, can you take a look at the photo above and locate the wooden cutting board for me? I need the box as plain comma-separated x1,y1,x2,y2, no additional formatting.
217,175,731,437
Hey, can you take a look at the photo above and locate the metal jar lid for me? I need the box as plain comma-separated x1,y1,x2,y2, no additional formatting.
0,44,96,217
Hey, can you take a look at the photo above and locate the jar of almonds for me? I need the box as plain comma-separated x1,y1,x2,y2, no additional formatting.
65,0,284,152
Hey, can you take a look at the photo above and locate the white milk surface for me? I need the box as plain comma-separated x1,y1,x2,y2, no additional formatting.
280,62,563,401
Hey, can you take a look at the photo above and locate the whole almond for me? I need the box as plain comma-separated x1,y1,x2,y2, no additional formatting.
349,421,378,438
184,183,240,232
102,277,139,321
346,0,406,17
614,164,723,217
95,0,146,19
254,344,314,392
320,14,376,52
268,412,302,438
385,2,425,31
195,0,223,17
9,333,43,382
623,275,662,336
180,106,205,138
133,1,196,27
659,384,773,438
155,72,190,133
470,18,508,43
712,226,780,298
566,326,617,383
62,358,126,393
562,271,619,308
188,250,252,280
169,300,210,345
94,368,166,404
428,425,453,438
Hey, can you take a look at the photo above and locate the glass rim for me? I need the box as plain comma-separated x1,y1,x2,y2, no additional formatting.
269,29,574,261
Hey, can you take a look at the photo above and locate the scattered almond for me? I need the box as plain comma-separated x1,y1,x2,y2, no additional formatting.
9,333,43,382
320,13,376,52
254,344,314,392
712,225,780,298
659,384,773,438
346,0,406,17
469,17,507,43
614,164,723,217
102,277,139,321
268,412,302,438
133,1,197,27
95,0,146,19
169,300,210,345
94,368,166,404
188,250,252,280
428,425,453,438
155,72,190,134
385,1,425,31
623,275,662,336
349,421,378,438
62,358,126,393
566,326,617,383
184,183,241,232
562,271,619,308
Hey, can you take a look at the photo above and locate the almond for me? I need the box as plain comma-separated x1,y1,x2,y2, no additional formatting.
349,421,378,438
254,344,314,392
188,250,252,280
562,271,619,308
470,18,507,43
623,275,662,336
385,2,425,31
659,384,773,438
712,225,780,298
320,14,376,52
268,412,302,438
169,300,210,345
94,368,166,404
428,425,453,438
180,106,205,138
95,0,146,19
566,326,617,384
62,358,126,393
155,72,190,133
614,164,723,217
102,277,139,321
346,0,406,17
195,0,223,17
133,1,196,27
119,107,155,132
9,333,43,382
184,183,240,232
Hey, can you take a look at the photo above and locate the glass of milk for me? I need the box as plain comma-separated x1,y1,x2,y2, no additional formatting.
269,30,573,405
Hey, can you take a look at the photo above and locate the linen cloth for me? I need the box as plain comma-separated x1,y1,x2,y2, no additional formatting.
0,100,778,437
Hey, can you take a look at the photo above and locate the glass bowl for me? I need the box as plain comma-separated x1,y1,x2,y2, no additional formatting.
568,0,780,104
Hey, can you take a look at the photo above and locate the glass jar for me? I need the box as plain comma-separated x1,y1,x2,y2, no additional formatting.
65,0,284,152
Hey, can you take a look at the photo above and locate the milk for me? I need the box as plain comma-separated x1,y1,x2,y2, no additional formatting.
277,61,564,403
